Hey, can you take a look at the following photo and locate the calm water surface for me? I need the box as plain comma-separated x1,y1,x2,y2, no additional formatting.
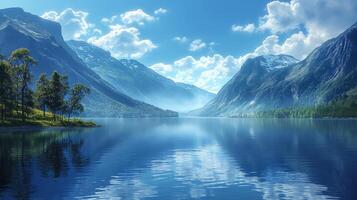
0,118,357,200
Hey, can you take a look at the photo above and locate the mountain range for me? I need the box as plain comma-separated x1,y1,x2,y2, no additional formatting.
196,23,357,116
0,7,177,117
1,7,356,118
67,40,214,112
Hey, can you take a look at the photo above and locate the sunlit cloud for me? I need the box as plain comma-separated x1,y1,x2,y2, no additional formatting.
88,25,157,59
151,54,242,93
41,8,93,40
235,0,357,59
120,9,155,25
232,23,256,33
150,63,173,74
189,39,206,52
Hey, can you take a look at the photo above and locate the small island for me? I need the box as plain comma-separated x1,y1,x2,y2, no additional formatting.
0,48,95,127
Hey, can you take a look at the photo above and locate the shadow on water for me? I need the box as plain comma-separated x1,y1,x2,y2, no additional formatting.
0,128,92,199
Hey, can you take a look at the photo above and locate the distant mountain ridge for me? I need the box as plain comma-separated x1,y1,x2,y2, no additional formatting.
68,40,215,112
196,23,357,116
0,7,177,117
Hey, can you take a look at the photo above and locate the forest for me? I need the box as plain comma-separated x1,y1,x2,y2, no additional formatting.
0,48,94,127
254,94,357,118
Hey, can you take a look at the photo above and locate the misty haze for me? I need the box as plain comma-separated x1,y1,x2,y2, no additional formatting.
0,0,357,199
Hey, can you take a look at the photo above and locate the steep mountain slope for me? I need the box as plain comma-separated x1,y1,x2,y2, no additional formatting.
0,7,177,117
198,22,357,116
196,55,299,116
68,40,215,112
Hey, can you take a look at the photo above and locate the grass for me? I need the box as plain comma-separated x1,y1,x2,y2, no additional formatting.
0,108,96,127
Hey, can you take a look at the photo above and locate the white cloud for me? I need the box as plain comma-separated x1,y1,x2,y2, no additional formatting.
230,0,357,60
43,1,357,94
152,0,357,92
173,36,188,43
232,23,256,33
154,8,168,15
150,63,173,74
41,8,92,40
189,39,207,52
88,24,157,59
259,1,300,33
265,31,326,60
260,0,357,34
253,35,280,55
151,54,241,93
257,0,357,59
102,8,167,26
150,33,304,92
120,9,155,25
101,15,118,25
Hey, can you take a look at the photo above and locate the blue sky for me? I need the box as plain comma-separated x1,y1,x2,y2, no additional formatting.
2,0,357,92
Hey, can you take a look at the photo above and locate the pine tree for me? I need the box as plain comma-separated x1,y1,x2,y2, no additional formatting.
48,72,68,121
35,74,50,117
65,84,90,121
0,60,14,120
24,89,34,117
10,48,36,122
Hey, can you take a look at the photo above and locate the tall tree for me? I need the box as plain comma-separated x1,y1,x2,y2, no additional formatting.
10,48,36,122
35,74,50,117
24,89,34,117
48,72,68,121
65,84,90,121
0,60,14,120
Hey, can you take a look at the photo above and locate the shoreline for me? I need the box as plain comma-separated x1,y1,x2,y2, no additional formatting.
0,125,95,132
0,119,98,129
2,116,356,130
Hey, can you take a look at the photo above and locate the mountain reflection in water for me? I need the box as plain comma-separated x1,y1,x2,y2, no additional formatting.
0,118,356,200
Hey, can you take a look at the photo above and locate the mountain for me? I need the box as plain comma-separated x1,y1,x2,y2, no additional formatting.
0,7,177,117
67,40,215,112
197,23,357,116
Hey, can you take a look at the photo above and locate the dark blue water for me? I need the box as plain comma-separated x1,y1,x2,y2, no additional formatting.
0,118,357,200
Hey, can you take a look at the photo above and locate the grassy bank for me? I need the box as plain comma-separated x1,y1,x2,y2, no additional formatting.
0,108,96,127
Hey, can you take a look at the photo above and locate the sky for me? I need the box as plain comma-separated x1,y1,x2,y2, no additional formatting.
1,0,357,93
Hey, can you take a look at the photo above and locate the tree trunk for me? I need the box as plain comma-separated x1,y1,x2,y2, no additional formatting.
1,103,3,121
0,82,3,121
21,87,25,122
21,69,27,122
68,113,71,123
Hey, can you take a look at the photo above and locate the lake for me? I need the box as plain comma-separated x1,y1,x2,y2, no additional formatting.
0,118,357,199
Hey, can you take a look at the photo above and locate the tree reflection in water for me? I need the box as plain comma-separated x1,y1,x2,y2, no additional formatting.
1,119,357,200
0,128,90,199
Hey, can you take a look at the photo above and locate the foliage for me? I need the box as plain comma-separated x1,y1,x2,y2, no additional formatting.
65,84,90,120
34,74,50,117
10,48,36,122
0,48,93,127
0,108,96,127
0,60,15,120
254,96,357,118
47,72,69,120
